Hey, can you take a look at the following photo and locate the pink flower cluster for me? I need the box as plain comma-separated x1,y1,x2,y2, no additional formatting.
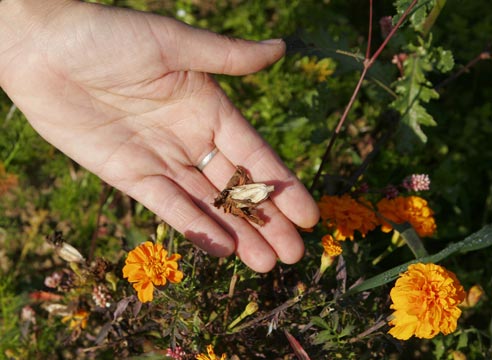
166,346,186,360
403,174,431,192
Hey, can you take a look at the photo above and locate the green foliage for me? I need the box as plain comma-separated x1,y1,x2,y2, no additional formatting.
390,37,448,149
0,277,22,356
394,0,437,32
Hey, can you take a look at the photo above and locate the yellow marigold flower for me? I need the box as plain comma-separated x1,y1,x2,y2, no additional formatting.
62,309,89,330
122,241,184,303
195,344,226,360
377,196,436,237
388,263,465,340
318,194,379,241
322,234,343,256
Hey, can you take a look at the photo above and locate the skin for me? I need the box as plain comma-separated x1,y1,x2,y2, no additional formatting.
0,0,320,272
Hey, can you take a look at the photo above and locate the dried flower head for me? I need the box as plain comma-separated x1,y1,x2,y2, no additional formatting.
318,194,379,241
388,263,465,340
403,174,431,192
377,196,436,237
384,185,399,199
379,15,393,38
214,165,273,226
57,242,86,263
122,241,184,303
196,345,226,360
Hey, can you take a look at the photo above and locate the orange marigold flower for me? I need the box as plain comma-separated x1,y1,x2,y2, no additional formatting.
318,234,343,276
195,344,226,360
318,194,379,241
122,241,184,303
377,196,436,237
321,234,343,256
388,263,465,340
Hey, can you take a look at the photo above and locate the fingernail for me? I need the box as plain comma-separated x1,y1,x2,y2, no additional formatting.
259,38,284,45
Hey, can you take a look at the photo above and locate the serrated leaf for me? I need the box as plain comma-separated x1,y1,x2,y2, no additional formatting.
411,102,437,127
338,325,356,338
435,47,455,72
313,329,337,344
310,316,331,330
419,86,439,102
391,53,439,148
394,0,436,32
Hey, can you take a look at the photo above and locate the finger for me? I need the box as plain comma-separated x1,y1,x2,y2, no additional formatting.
201,150,305,265
130,163,279,272
214,104,320,229
181,165,277,272
176,165,280,272
149,17,286,75
126,174,236,257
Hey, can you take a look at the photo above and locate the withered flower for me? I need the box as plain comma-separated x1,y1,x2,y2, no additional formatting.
47,231,85,264
213,166,274,226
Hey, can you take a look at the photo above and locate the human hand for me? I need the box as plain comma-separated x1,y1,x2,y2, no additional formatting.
0,0,319,272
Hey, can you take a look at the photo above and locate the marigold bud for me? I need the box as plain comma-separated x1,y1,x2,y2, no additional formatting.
461,285,484,308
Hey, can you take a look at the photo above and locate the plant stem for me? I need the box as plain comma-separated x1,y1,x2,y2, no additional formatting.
421,0,447,37
310,0,419,193
365,0,373,60
435,49,491,90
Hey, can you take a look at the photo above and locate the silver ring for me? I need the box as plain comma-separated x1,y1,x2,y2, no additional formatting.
196,147,218,171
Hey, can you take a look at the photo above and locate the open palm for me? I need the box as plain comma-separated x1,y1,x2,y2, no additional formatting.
0,0,319,272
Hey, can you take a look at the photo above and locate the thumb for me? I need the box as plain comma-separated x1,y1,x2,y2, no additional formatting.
154,18,285,75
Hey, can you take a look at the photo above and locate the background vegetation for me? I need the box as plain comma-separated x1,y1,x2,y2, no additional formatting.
1,0,491,359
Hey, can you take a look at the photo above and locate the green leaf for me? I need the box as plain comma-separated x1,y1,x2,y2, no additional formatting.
435,47,455,73
397,224,429,258
345,225,492,295
338,325,356,338
313,329,337,344
310,316,331,330
394,0,436,33
390,47,439,150
457,331,469,349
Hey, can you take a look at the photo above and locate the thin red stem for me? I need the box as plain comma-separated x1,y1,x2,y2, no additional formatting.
435,50,491,90
310,0,419,193
368,0,418,66
365,0,373,60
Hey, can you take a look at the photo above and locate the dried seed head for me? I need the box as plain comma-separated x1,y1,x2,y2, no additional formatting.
229,183,274,204
57,242,85,264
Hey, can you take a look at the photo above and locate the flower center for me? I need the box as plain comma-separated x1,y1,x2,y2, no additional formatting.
144,258,166,278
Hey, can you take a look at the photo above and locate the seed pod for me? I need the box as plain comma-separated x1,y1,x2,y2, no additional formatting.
229,184,275,206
